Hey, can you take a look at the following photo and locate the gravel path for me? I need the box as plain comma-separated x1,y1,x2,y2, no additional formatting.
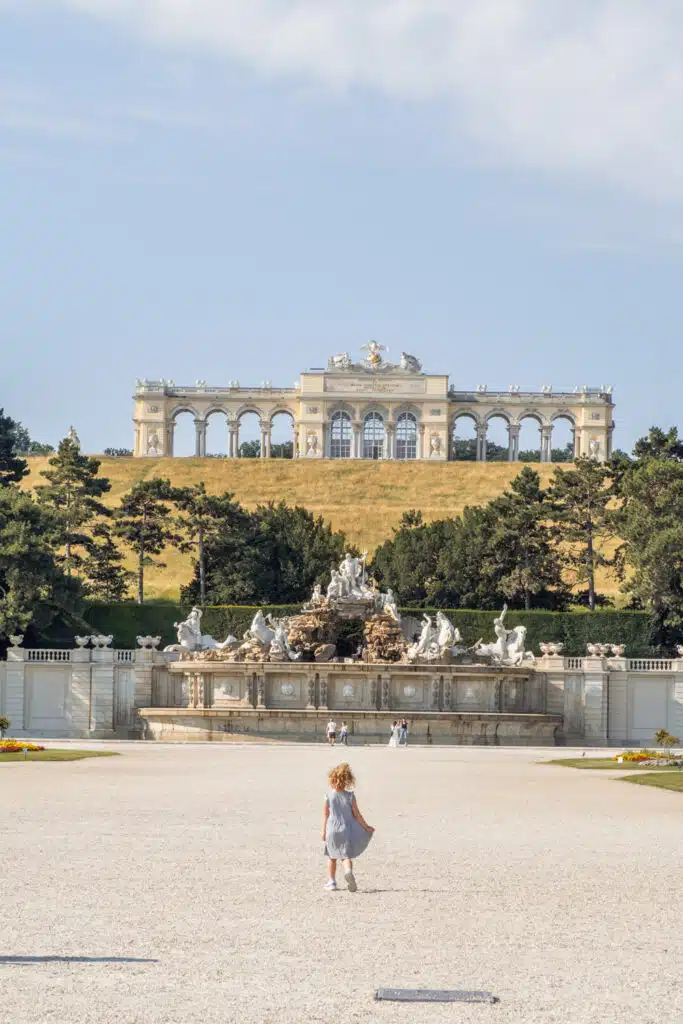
2,743,683,1024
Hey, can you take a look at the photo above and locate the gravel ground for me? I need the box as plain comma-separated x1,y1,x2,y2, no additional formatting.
2,742,683,1024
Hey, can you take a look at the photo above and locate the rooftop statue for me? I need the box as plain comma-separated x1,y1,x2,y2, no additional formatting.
361,340,386,369
400,351,422,373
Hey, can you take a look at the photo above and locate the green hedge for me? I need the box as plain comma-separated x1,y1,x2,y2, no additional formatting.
39,602,656,656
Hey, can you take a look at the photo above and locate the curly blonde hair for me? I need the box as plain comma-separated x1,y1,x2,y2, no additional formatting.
328,762,355,791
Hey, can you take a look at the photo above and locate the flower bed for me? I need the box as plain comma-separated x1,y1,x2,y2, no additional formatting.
0,741,46,754
613,749,683,767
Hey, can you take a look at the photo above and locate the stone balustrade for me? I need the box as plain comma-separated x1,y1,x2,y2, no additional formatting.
2,643,683,746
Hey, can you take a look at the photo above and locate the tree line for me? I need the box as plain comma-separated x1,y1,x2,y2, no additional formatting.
2,406,683,646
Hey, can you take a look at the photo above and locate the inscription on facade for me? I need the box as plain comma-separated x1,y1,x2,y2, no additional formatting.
324,377,427,395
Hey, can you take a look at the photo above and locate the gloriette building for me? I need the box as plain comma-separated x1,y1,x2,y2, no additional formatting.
133,343,615,462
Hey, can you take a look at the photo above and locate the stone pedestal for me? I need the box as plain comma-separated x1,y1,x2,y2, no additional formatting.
91,648,115,734
70,647,91,734
583,656,609,744
4,647,27,730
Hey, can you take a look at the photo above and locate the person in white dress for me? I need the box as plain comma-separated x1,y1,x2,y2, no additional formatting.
388,721,400,747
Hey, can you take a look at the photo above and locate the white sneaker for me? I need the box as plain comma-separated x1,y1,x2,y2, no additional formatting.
325,880,337,890
344,869,357,892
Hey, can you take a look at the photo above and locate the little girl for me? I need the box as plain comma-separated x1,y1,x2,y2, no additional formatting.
321,762,375,892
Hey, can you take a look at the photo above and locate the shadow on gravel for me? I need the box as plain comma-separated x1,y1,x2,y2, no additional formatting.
361,889,444,894
0,956,158,965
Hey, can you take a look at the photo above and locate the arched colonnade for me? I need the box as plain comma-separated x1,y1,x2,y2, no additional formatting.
168,406,297,458
451,409,577,462
162,405,579,460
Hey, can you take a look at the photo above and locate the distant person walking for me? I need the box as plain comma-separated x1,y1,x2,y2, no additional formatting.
339,721,349,745
326,719,337,745
321,762,375,891
399,718,408,746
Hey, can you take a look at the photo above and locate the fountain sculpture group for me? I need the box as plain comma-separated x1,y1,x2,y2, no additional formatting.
165,555,536,668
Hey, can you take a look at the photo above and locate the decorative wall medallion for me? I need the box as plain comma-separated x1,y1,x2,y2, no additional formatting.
342,683,355,698
403,685,417,697
148,405,159,413
280,683,295,696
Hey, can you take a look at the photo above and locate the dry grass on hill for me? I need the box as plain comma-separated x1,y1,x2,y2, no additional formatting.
24,456,619,601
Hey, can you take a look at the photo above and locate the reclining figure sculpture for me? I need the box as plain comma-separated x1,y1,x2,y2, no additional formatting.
474,605,535,667
164,607,236,653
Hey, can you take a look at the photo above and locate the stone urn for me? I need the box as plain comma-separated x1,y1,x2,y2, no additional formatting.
91,634,113,649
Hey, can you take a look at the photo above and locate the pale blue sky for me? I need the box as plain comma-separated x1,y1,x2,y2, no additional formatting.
2,2,683,455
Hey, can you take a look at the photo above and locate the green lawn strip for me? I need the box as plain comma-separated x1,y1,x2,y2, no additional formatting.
0,750,119,763
620,772,683,793
544,758,678,770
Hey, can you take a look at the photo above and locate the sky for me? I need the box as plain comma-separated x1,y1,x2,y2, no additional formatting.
2,1,683,456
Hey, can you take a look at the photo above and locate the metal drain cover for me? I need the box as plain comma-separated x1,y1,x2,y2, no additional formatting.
375,988,498,1004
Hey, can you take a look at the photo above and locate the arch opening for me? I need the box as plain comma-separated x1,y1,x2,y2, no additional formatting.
204,410,228,458
485,415,509,462
451,414,477,461
395,412,417,460
270,411,294,458
551,416,575,462
363,413,385,460
518,416,542,462
237,411,262,458
330,411,352,459
171,411,197,457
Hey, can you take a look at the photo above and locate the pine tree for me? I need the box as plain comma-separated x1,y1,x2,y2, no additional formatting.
173,484,241,605
35,436,111,576
114,479,183,604
548,456,615,611
0,409,29,487
484,467,566,610
0,488,81,639
617,459,683,642
81,524,135,602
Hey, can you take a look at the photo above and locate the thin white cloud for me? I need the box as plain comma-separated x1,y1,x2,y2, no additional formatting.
9,1,683,198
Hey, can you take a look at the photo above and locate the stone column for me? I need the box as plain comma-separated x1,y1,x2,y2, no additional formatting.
352,422,361,459
91,646,115,734
306,675,317,710
194,419,205,457
4,646,27,732
384,424,394,459
259,422,267,459
431,675,442,711
133,646,155,709
319,676,328,711
256,673,267,709
540,426,552,463
70,646,91,735
380,673,391,710
672,661,683,740
165,421,175,457
265,423,272,458
507,424,520,461
293,427,301,458
418,425,426,460
583,655,609,744
476,426,487,461
196,673,206,709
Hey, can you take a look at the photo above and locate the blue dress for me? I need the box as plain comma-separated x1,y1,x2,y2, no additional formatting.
324,788,373,860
